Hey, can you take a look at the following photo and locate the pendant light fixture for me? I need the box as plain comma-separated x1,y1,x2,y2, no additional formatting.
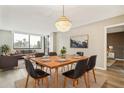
55,5,72,32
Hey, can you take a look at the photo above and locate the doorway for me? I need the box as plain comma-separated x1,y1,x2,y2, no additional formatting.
105,23,124,69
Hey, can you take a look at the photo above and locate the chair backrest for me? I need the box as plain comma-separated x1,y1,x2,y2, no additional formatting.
35,53,45,57
76,52,84,56
74,58,88,78
25,59,36,78
87,55,97,70
49,52,57,56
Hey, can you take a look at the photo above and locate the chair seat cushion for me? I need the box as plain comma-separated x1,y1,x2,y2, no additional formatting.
34,69,49,79
62,70,77,79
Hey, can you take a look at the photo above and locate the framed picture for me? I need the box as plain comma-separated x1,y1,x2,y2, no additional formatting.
70,34,88,48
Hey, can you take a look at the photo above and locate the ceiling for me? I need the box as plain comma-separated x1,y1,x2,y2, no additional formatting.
1,5,124,34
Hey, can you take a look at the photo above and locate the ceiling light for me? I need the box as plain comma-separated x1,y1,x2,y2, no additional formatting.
55,5,72,32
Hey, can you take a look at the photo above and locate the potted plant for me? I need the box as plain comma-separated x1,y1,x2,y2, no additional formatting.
60,46,67,58
0,44,10,55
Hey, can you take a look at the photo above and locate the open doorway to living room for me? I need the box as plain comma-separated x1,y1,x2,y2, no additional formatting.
103,23,124,87
106,24,124,67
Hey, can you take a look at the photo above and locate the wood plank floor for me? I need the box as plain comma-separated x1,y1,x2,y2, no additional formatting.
0,60,124,88
101,60,124,88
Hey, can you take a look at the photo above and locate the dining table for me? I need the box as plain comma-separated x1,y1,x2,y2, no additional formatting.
29,55,89,87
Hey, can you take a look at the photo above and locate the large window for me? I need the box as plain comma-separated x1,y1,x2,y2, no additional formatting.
14,33,29,48
14,33,42,49
30,35,41,48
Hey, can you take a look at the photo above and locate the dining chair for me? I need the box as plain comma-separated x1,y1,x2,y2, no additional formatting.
76,52,84,56
35,53,45,69
44,52,57,73
25,59,50,88
35,53,45,57
62,58,88,88
86,55,97,87
48,52,57,56
70,52,84,70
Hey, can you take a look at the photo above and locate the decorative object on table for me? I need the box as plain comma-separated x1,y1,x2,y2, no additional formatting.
42,55,50,59
55,5,72,32
0,44,10,55
58,58,66,62
60,46,67,58
70,34,88,48
41,58,51,62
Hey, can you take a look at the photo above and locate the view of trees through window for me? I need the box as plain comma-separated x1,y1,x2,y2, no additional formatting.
14,33,42,49
30,35,41,48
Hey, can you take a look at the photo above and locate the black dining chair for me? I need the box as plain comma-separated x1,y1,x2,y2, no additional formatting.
25,59,50,88
47,52,57,73
86,55,97,87
69,52,84,71
76,52,84,56
35,53,45,69
48,52,57,56
62,58,88,88
35,53,45,57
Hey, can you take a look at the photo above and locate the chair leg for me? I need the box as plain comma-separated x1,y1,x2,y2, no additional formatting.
87,72,90,88
41,78,43,85
25,74,29,88
67,65,70,70
61,67,63,72
44,77,49,88
71,64,73,69
63,66,66,72
63,77,67,88
76,80,78,85
50,69,52,74
37,79,40,86
92,69,96,83
73,80,78,88
34,79,38,88
36,65,37,69
83,73,88,88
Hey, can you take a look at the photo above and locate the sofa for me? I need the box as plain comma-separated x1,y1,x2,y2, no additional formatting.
10,49,36,59
0,56,18,70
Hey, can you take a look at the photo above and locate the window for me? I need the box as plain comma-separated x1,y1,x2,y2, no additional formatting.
13,33,42,49
30,35,42,48
14,33,29,48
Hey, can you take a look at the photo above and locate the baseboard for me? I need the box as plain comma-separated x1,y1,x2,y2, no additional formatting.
95,66,106,70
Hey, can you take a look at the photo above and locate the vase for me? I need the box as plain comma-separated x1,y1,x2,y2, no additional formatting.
61,54,66,58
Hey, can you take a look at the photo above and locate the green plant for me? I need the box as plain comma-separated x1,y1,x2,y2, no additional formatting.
60,46,67,56
0,44,10,55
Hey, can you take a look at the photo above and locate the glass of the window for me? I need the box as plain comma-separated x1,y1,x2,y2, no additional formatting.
30,35,42,49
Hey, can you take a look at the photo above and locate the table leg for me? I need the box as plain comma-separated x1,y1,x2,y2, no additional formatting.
55,68,59,87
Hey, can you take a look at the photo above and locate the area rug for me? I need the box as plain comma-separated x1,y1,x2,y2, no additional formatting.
15,71,106,88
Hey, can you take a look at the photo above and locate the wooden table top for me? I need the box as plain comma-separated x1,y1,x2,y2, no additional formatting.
30,56,89,69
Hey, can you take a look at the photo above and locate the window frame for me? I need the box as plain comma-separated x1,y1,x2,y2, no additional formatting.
13,32,42,49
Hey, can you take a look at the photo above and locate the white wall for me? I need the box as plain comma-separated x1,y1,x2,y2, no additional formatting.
0,30,13,55
55,15,124,70
0,30,12,48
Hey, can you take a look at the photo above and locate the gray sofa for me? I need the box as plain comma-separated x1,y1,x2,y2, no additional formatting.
10,49,36,59
0,56,18,70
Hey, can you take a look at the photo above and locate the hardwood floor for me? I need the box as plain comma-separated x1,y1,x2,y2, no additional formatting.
0,60,124,88
101,60,124,88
